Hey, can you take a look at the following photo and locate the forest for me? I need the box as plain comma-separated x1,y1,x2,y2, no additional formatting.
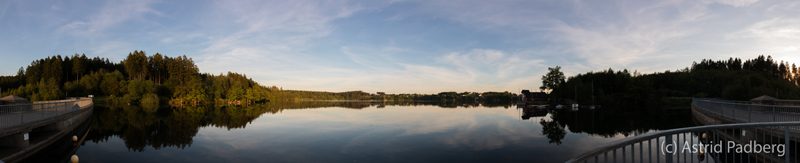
0,51,518,107
546,55,800,108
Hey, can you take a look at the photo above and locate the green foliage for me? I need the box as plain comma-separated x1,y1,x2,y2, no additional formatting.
0,52,250,107
39,78,62,101
1,51,518,108
72,54,87,79
101,71,126,96
170,77,207,106
126,79,156,103
140,93,160,112
77,71,103,95
123,51,149,80
541,66,565,92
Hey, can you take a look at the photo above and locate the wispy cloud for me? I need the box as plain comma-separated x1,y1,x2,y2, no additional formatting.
438,49,544,86
732,17,800,63
58,0,160,35
411,0,778,73
197,0,362,79
2,0,799,92
710,0,760,7
551,0,717,71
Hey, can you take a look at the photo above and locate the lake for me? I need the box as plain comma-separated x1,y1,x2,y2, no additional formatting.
28,102,694,163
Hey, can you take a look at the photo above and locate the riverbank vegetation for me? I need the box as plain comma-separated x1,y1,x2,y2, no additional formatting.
547,55,800,108
0,51,517,107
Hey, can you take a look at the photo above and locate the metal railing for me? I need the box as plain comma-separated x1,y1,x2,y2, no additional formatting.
0,98,92,130
693,98,800,123
566,122,800,163
567,99,800,163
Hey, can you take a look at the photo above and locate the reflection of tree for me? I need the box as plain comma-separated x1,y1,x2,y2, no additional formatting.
86,101,516,152
87,106,205,151
87,105,203,151
539,119,566,145
86,102,377,151
549,108,694,138
521,108,548,120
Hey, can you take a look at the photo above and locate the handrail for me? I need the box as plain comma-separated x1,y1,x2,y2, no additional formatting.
567,98,800,163
693,98,800,123
0,98,93,130
566,121,800,163
694,98,800,109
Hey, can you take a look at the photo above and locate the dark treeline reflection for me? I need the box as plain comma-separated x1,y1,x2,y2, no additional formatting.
85,101,514,151
529,107,694,145
289,100,515,109
86,103,293,151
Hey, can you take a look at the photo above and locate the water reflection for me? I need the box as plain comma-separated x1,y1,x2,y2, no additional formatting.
74,102,693,163
550,108,694,137
539,118,566,145
520,107,548,120
88,101,496,151
517,106,694,146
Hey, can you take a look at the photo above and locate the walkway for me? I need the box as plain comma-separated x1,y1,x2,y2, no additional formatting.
693,98,800,123
0,98,91,132
0,98,93,163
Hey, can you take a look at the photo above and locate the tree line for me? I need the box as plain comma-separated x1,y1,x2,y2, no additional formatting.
0,51,270,106
262,90,518,105
0,51,519,107
544,55,800,109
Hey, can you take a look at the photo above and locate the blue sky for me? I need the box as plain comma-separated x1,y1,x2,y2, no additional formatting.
1,0,799,93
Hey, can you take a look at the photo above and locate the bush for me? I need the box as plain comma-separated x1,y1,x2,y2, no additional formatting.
141,93,160,112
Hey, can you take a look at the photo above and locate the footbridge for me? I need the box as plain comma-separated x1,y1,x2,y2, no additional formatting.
0,97,93,163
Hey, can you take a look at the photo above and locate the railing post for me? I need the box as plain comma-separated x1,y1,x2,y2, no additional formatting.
732,106,736,122
773,106,777,122
785,126,790,163
623,145,626,163
748,104,752,122
722,106,725,120
666,135,673,163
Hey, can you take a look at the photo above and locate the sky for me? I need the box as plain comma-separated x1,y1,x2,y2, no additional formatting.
0,0,799,93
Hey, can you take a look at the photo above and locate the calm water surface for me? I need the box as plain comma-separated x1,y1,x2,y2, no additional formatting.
58,103,692,163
